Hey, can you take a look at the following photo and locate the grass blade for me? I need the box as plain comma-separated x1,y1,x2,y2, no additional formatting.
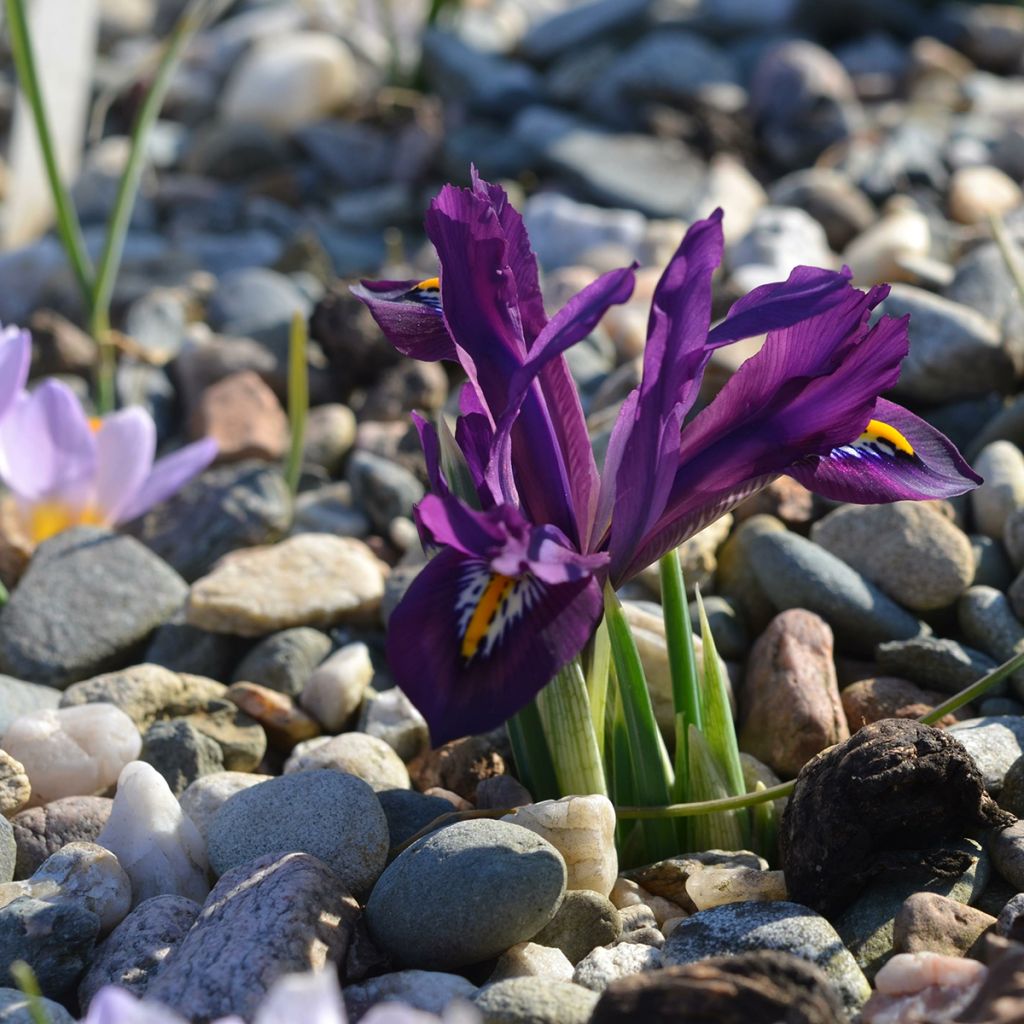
583,617,610,759
604,583,677,861
284,311,309,496
437,414,481,508
508,699,560,802
4,0,95,303
686,725,747,852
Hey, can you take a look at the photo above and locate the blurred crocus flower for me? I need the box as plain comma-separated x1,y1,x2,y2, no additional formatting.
0,375,217,544
0,325,31,422
355,171,982,743
80,972,480,1024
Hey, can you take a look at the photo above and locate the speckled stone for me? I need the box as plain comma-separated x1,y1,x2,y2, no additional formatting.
207,770,388,897
473,977,599,1024
342,970,477,1022
11,796,112,879
366,819,567,970
284,732,410,791
232,627,332,698
663,900,870,1015
532,890,623,965
573,943,663,993
958,586,1024,697
948,717,1024,793
875,637,1000,696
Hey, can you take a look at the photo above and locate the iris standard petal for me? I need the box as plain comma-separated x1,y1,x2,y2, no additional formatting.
0,379,96,503
0,325,30,421
387,546,603,744
787,397,983,501
350,278,456,363
117,437,218,523
612,285,906,581
603,212,723,569
706,265,854,347
93,408,157,523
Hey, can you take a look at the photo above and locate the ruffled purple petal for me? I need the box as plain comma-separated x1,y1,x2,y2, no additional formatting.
350,279,456,363
603,213,723,568
93,408,157,523
612,284,905,582
387,546,603,744
0,326,31,422
117,437,218,523
787,397,982,502
706,265,854,347
0,379,96,505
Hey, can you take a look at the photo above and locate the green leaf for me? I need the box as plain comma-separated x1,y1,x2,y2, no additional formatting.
508,699,560,803
750,781,778,863
604,583,677,861
687,725,746,852
284,311,309,497
437,415,481,508
583,617,611,759
9,961,49,1024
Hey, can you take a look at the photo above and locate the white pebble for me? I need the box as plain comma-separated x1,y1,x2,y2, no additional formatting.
2,704,141,804
504,795,617,896
874,951,987,996
685,866,788,910
491,941,575,982
573,942,663,992
98,761,209,906
300,642,374,732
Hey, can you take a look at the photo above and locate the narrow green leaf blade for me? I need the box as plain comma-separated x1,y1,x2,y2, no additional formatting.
437,415,481,508
284,311,309,497
687,725,746,852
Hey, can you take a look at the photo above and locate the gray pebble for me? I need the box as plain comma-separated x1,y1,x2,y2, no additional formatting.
958,586,1024,696
532,890,622,965
573,942,663,993
0,821,12,885
144,609,248,681
208,770,388,897
996,892,1024,939
973,442,1024,542
233,627,333,697
969,535,1014,592
0,988,75,1024
949,716,1024,793
346,450,425,536
747,531,926,656
875,637,1000,696
141,720,225,797
663,900,870,1016
991,821,1024,890
366,819,567,970
343,970,477,1023
377,789,457,850
0,528,187,689
0,676,59,737
473,977,598,1024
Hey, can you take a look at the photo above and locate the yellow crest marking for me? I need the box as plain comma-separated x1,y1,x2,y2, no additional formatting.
415,277,440,291
859,419,915,457
461,572,515,660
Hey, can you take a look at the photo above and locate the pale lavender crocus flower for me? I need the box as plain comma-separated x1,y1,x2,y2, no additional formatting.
0,325,31,422
80,972,480,1024
0,374,217,544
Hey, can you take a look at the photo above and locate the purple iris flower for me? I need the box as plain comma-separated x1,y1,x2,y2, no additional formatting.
0,374,218,544
355,172,981,744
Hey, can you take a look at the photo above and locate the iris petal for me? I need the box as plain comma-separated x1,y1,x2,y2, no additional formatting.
387,546,603,744
787,397,983,502
350,278,456,363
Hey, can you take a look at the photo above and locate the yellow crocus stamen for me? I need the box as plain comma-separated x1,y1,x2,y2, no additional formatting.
860,419,915,456
27,502,105,544
461,573,515,660
88,417,104,433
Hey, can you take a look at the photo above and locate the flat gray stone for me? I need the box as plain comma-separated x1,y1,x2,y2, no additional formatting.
875,637,1000,696
0,528,187,688
145,852,358,1022
949,716,1024,793
662,900,870,1016
343,970,477,1023
207,770,388,898
0,987,75,1024
78,894,201,1010
474,977,599,1024
958,586,1024,696
232,627,332,697
366,819,567,970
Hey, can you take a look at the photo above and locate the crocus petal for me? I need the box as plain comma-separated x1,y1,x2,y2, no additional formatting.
83,986,190,1024
787,397,983,501
602,212,723,567
387,546,603,744
252,971,346,1024
0,378,96,504
93,408,157,523
612,285,905,582
117,437,218,523
350,278,456,363
706,265,854,347
0,325,30,421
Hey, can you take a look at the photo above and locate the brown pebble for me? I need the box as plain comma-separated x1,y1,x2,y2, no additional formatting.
841,677,968,731
894,891,995,958
409,735,507,802
189,370,288,462
226,682,320,752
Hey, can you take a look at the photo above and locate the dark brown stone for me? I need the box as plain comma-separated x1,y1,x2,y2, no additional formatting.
841,676,969,731
781,719,1014,918
590,950,844,1024
409,735,507,802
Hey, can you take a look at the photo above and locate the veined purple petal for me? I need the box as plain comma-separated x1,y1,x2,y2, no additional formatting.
787,397,982,501
0,379,96,505
350,279,456,363
706,265,854,347
387,546,603,744
0,326,31,422
612,285,905,582
117,437,218,523
603,213,723,568
93,408,157,523
417,493,513,556
412,412,445,496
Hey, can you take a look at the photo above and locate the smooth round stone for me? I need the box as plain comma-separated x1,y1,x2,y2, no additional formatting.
366,819,567,970
302,404,356,475
346,450,425,535
948,165,1023,225
474,977,598,1024
958,586,1024,697
377,789,458,850
178,771,271,842
233,627,332,698
0,987,75,1024
3,705,141,805
0,676,59,736
990,820,1024,890
284,732,410,791
663,901,870,1016
504,796,617,897
186,533,386,637
207,769,388,897
10,796,112,879
810,503,974,612
746,531,926,656
573,943,663,992
532,890,623,966
875,637,1000,696
843,201,930,286
973,442,1024,541
948,717,1024,793
358,687,430,763
299,642,374,731
141,719,223,797
342,970,477,1021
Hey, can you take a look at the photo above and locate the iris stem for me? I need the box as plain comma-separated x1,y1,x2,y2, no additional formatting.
284,311,309,496
4,0,95,303
536,659,608,797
